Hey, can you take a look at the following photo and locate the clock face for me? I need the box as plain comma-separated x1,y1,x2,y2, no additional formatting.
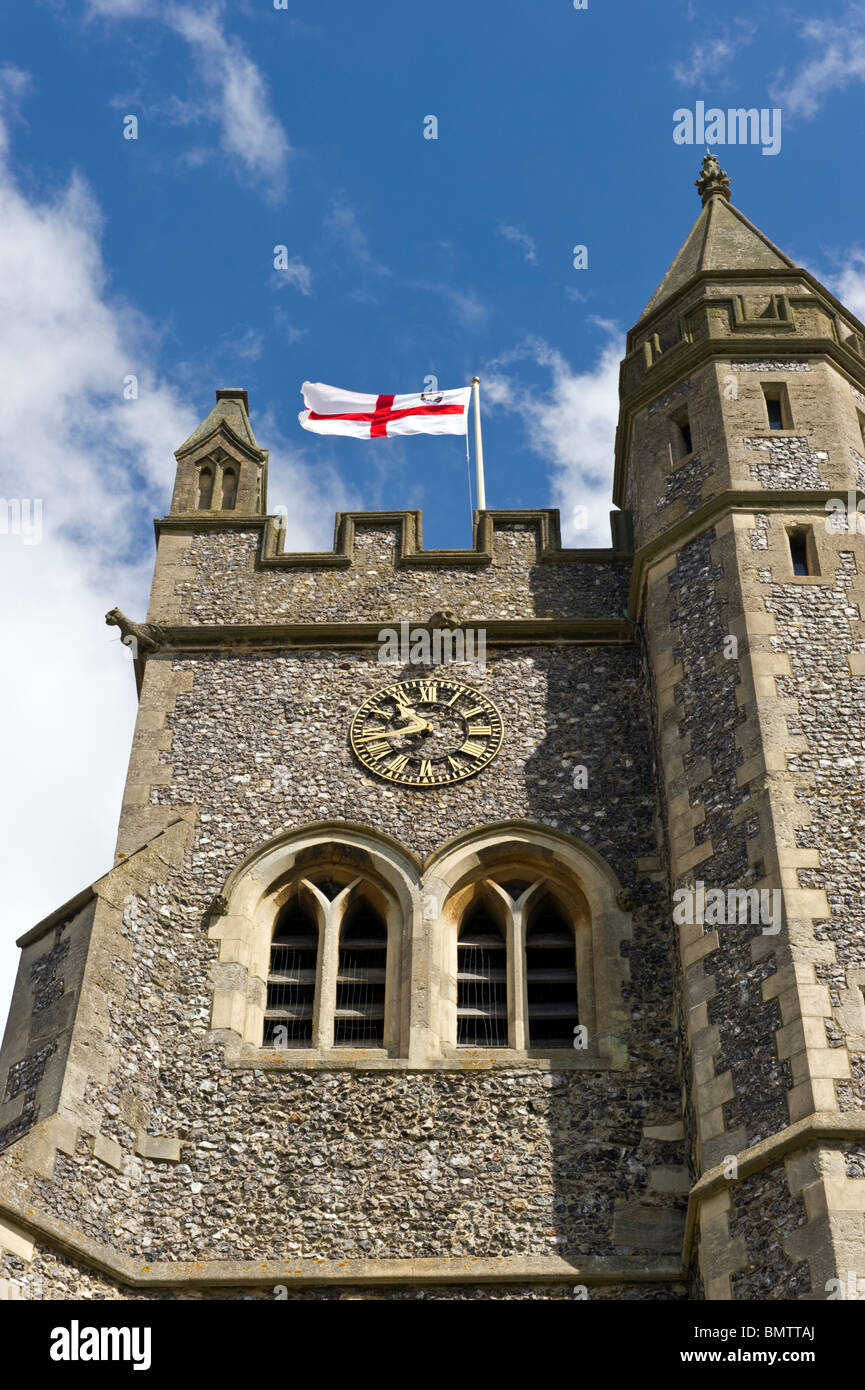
350,677,504,787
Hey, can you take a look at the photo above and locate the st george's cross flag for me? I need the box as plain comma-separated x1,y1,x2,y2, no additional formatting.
298,381,472,439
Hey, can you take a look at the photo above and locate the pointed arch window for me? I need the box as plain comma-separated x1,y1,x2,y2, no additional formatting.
447,871,592,1055
335,900,387,1046
457,900,507,1046
197,464,214,510
220,466,238,510
264,894,319,1046
525,893,579,1048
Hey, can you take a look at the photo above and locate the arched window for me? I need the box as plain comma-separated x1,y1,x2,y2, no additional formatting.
220,466,238,510
457,900,507,1047
335,900,387,1046
197,464,214,509
525,893,578,1048
264,895,319,1046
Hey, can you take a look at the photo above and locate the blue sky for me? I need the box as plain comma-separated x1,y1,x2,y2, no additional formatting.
2,0,865,1009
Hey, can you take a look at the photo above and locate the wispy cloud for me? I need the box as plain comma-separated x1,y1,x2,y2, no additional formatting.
273,254,313,295
324,199,391,275
771,14,865,119
673,22,757,86
497,222,538,265
484,328,624,547
88,0,291,194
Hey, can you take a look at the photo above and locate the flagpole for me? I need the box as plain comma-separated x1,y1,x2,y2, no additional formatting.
471,375,486,510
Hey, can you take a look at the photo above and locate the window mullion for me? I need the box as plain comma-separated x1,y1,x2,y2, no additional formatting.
508,897,526,1051
314,900,340,1050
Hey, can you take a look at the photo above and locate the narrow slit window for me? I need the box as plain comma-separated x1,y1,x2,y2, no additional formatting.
788,528,811,576
265,898,318,1046
334,901,387,1046
761,383,790,431
857,410,865,452
220,466,238,510
525,895,579,1048
457,903,507,1047
197,465,214,510
670,407,693,461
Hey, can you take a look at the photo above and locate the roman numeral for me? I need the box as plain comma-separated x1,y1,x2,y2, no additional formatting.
365,740,391,758
357,727,387,741
467,724,491,737
385,754,409,774
447,755,464,772
462,705,485,718
418,759,434,780
460,740,486,757
417,682,438,703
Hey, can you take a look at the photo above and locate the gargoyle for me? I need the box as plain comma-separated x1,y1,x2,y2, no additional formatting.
429,608,460,629
105,608,166,654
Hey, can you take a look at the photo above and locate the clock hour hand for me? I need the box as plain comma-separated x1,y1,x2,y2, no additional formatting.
392,700,433,735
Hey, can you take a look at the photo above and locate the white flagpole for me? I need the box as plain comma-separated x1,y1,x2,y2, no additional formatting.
471,375,486,510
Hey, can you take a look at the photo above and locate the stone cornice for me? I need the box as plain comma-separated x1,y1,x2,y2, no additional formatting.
628,268,865,348
626,489,860,619
150,617,634,652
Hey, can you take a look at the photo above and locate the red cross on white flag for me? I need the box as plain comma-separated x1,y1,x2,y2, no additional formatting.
298,381,472,438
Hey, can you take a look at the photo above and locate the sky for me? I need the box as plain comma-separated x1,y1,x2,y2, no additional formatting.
2,0,865,1016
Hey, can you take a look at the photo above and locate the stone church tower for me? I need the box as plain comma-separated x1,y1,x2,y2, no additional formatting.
2,157,865,1301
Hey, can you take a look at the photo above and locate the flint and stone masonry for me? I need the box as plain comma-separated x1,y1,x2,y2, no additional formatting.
2,157,865,1300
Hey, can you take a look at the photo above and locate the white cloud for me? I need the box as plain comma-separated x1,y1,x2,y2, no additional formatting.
87,0,290,194
804,247,865,324
167,4,290,192
672,23,756,86
484,329,624,547
0,96,344,1022
273,255,313,295
770,15,865,118
497,223,538,265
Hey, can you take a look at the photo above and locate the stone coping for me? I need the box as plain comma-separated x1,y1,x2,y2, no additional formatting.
155,508,634,568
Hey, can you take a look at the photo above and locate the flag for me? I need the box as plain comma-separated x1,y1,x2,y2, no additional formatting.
298,381,471,438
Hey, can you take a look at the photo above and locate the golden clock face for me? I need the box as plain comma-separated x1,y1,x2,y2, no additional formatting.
350,677,504,787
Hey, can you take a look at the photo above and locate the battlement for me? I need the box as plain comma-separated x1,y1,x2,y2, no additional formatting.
147,507,635,629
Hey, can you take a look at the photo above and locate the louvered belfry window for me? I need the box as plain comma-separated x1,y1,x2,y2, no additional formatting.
264,897,319,1046
525,894,579,1048
457,902,508,1047
334,901,387,1046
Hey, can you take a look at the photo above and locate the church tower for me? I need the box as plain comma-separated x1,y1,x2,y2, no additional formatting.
618,154,865,1299
1,158,864,1301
